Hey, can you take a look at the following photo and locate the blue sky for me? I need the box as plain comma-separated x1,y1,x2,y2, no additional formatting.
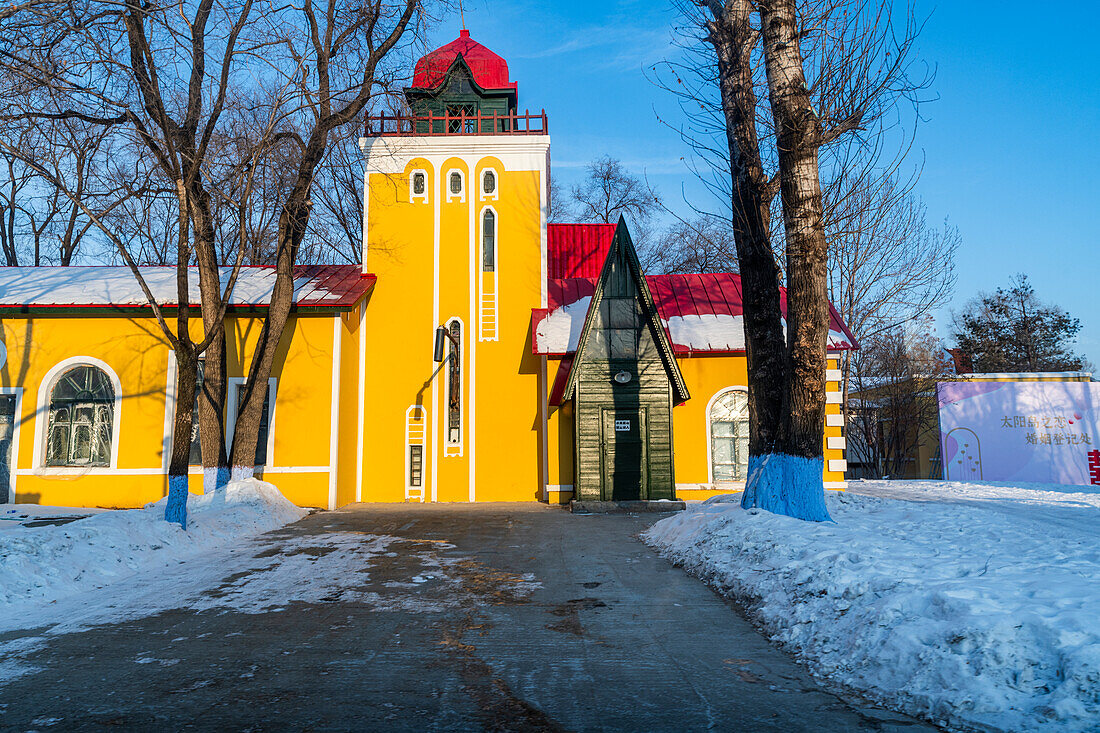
425,1,1099,367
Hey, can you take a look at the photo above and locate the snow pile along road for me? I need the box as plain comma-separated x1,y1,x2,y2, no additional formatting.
644,480,1100,733
0,479,306,613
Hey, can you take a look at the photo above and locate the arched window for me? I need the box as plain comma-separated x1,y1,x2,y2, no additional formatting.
482,169,496,195
46,365,115,466
710,389,749,482
446,319,462,446
481,209,496,272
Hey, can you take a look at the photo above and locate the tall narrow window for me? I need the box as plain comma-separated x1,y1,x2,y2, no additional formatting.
188,359,206,465
482,209,496,271
409,445,423,487
236,382,272,466
412,172,425,195
482,170,496,195
710,389,749,482
446,320,461,446
46,365,114,467
449,171,463,195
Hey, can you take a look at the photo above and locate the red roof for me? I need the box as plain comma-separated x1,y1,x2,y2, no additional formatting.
0,264,375,312
534,273,859,356
547,223,616,279
411,30,516,92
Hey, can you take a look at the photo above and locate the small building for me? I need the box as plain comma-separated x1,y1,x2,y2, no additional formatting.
0,30,856,509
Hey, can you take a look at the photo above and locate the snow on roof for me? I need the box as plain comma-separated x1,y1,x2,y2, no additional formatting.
0,265,374,311
532,274,858,356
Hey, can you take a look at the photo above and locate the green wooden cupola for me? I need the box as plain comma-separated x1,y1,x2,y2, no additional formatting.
405,30,518,133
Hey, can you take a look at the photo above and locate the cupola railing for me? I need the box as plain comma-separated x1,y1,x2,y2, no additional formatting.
363,110,548,137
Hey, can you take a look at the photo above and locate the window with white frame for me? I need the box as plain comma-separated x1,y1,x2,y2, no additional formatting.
481,168,497,198
447,170,464,201
45,365,115,467
710,389,749,482
234,381,273,466
410,170,428,203
481,209,496,272
445,319,462,447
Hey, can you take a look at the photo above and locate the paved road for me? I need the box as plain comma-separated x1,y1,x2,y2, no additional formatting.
0,503,935,732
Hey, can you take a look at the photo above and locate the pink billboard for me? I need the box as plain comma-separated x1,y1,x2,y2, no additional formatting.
937,381,1100,486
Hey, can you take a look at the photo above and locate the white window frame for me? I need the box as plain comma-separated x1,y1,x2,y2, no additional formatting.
478,206,499,342
225,377,277,468
705,386,749,486
32,356,122,471
0,386,23,500
404,404,426,497
409,168,428,204
479,167,499,201
446,169,466,203
443,316,464,457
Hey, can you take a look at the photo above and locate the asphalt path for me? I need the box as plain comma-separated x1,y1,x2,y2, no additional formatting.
0,503,936,732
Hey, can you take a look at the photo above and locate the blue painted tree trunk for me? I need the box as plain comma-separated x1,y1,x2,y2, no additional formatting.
164,474,189,529
741,453,831,522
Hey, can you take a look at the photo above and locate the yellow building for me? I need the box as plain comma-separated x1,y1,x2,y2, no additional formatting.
0,30,855,509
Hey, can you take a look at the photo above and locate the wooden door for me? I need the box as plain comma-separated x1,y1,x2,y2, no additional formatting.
601,407,646,501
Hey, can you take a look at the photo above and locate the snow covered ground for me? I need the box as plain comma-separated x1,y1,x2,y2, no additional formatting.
644,480,1100,733
0,479,306,616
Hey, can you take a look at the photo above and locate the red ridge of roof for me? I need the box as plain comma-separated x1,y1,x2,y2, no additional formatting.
547,223,616,279
411,30,516,91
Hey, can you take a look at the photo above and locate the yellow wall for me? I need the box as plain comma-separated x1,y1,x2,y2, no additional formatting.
361,148,545,504
0,312,344,510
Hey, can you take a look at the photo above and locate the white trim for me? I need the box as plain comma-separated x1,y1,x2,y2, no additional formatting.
827,459,848,473
825,391,842,405
362,136,551,176
445,168,466,203
225,377,277,468
17,464,330,477
826,369,842,382
442,316,465,458
355,304,366,503
539,156,548,309
32,356,123,470
546,484,573,494
539,356,549,501
826,436,846,450
409,168,429,203
466,157,477,503
479,167,499,201
704,386,748,485
163,351,178,473
825,413,844,427
430,164,441,503
676,482,745,491
824,481,849,490
404,405,427,501
0,387,22,501
328,316,342,510
361,159,370,274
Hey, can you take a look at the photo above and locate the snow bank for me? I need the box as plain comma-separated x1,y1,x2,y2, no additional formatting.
644,481,1100,733
0,479,306,613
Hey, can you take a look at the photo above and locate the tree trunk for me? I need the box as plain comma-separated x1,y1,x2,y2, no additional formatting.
165,343,197,527
707,1,787,459
751,0,831,520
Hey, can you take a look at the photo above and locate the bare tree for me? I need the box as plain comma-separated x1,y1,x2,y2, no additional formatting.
847,316,951,478
0,0,270,526
687,0,929,520
566,156,662,249
644,214,737,273
225,0,426,476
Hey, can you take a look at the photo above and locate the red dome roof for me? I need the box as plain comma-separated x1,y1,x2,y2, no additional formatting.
411,30,516,91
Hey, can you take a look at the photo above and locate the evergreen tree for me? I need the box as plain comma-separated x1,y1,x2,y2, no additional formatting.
953,275,1092,373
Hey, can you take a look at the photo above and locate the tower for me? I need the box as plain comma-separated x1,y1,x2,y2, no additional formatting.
358,30,551,503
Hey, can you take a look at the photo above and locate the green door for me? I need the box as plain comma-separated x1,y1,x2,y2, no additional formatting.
601,408,646,501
